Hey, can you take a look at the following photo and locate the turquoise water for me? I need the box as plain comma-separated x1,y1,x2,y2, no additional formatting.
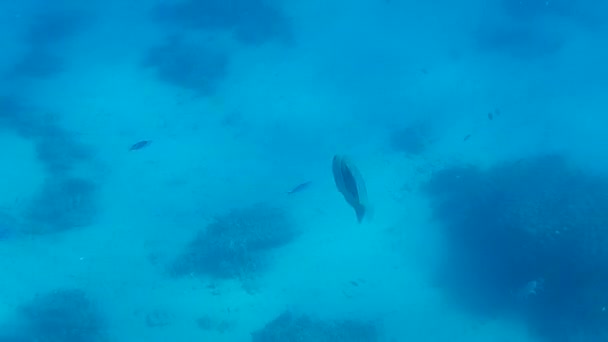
0,0,607,341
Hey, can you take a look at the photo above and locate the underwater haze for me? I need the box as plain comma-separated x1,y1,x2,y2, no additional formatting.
0,0,607,341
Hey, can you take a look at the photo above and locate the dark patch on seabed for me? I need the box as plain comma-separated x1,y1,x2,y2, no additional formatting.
24,9,90,47
474,24,564,60
145,0,292,96
389,120,434,156
252,311,379,342
170,203,298,283
0,97,94,174
9,48,67,80
142,35,229,95
0,288,107,342
424,154,608,341
23,176,98,235
474,0,608,60
500,0,607,28
0,97,100,236
151,0,292,46
6,8,92,80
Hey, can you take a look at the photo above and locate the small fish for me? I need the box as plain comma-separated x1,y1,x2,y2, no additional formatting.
287,181,312,195
349,280,359,287
463,134,472,141
332,155,369,223
488,112,493,120
130,140,151,151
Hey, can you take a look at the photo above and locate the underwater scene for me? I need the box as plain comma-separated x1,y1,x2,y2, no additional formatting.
0,0,607,341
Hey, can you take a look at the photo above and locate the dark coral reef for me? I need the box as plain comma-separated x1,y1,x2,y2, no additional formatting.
146,0,291,93
475,0,607,59
0,97,94,174
142,35,229,94
251,311,379,342
0,97,99,236
0,289,107,342
171,203,298,280
474,24,563,59
389,120,434,156
7,9,91,80
23,177,98,235
500,0,606,26
151,0,292,45
424,154,608,341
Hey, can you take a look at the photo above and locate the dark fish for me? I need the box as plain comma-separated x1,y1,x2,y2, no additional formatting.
349,280,359,287
287,181,312,195
488,112,493,120
332,155,369,223
130,140,151,151
463,134,472,141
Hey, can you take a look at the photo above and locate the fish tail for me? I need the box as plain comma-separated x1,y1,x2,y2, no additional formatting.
355,204,366,223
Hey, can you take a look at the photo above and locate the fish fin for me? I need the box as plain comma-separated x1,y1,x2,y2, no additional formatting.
359,204,374,223
365,204,375,222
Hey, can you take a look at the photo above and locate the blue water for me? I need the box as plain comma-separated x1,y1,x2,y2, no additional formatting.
0,0,607,341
